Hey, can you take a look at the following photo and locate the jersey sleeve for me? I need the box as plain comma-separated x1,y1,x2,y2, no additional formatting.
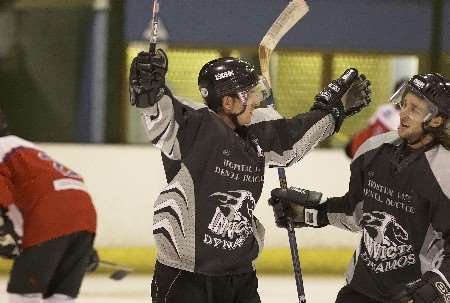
324,154,366,232
248,108,336,167
424,147,450,282
347,121,391,159
433,224,450,283
140,90,207,161
0,163,15,208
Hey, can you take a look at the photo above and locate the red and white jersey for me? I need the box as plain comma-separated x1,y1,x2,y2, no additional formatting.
0,135,96,248
347,104,400,158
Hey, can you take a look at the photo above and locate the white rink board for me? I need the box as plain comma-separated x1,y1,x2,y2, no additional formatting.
38,143,361,248
0,274,346,303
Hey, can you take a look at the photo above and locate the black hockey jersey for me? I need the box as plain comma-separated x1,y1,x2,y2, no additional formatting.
142,92,336,275
326,131,450,301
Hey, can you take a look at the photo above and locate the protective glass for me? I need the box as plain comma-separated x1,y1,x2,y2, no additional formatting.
389,83,439,122
237,76,272,107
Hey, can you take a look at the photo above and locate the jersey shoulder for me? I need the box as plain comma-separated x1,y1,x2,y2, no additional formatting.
352,130,400,162
0,135,38,162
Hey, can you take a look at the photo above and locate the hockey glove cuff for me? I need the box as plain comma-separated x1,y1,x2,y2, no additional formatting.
269,187,329,229
311,68,370,133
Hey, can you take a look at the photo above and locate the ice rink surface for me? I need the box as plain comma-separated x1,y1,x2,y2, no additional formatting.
1,274,345,302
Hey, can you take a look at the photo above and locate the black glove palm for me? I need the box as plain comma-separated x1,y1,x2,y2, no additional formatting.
342,74,372,116
311,68,371,132
129,49,168,108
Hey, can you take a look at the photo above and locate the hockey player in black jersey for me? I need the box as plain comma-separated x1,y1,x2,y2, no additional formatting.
129,49,371,303
270,73,450,303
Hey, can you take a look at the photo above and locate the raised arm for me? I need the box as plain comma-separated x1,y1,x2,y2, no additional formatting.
249,69,371,167
129,50,205,160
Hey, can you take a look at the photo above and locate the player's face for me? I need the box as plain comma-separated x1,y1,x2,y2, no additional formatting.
398,93,430,142
235,91,261,125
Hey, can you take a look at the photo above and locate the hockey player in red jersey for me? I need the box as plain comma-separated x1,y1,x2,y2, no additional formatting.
129,49,371,303
345,103,400,158
0,109,97,303
269,73,450,302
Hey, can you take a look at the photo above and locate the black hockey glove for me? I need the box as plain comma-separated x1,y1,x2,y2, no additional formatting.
342,74,372,117
268,187,328,229
129,49,168,108
0,207,21,259
311,68,371,132
86,248,100,272
390,271,450,303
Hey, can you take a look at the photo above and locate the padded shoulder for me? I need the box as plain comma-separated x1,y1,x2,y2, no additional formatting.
352,131,401,162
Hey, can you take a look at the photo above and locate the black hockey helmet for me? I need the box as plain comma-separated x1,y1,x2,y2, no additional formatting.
198,57,259,112
408,73,450,118
0,107,10,137
391,73,450,119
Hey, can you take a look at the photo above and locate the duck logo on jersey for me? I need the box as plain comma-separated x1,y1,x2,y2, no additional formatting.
360,211,416,273
204,190,256,250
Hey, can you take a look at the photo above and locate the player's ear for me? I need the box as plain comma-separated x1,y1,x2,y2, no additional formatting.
221,96,234,113
429,115,444,128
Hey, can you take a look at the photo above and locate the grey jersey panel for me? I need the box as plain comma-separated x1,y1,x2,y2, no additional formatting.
265,114,335,167
141,96,181,160
328,200,364,232
425,145,450,199
153,163,196,272
141,97,205,161
352,131,401,162
419,225,444,274
249,107,283,124
346,242,362,284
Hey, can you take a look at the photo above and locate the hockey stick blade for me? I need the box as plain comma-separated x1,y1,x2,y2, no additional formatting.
109,269,131,281
259,0,309,85
99,260,134,281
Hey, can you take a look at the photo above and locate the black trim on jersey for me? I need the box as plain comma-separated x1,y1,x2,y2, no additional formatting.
150,104,160,121
154,206,185,237
168,143,175,157
160,188,188,208
151,121,171,145
269,157,296,168
153,227,181,259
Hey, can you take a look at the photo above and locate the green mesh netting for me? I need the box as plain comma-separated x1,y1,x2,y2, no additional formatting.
165,48,220,102
332,54,393,142
273,51,323,117
125,47,407,146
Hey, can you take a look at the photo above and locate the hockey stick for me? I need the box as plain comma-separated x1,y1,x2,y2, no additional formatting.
258,1,309,303
149,0,160,55
99,260,134,281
